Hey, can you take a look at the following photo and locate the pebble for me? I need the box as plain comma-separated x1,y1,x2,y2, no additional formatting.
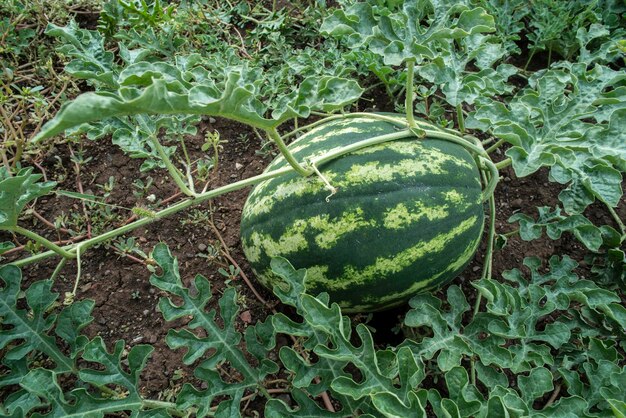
511,198,523,209
142,309,150,316
230,174,238,179
198,243,207,251
239,310,252,324
235,162,244,170
209,117,216,123
472,266,481,272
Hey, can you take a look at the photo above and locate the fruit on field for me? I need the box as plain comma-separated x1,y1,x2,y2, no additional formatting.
241,116,484,312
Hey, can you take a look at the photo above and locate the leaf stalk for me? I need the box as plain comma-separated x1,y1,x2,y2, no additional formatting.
405,60,417,129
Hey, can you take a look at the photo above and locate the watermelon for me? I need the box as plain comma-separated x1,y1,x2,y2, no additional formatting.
240,116,484,312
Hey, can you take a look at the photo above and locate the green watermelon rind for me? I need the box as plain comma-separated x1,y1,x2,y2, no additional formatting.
240,116,484,312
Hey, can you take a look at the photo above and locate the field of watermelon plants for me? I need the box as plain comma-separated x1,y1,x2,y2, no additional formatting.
1,0,625,416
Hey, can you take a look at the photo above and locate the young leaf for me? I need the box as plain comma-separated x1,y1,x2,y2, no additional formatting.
0,167,56,229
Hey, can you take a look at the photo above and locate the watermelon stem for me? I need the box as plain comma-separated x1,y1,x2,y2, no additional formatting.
485,138,505,154
5,225,75,259
148,133,196,197
10,164,295,267
405,60,418,129
470,184,496,386
311,129,414,167
286,112,410,140
266,127,312,176
456,103,465,134
424,130,487,158
494,158,512,170
606,205,626,236
480,158,499,202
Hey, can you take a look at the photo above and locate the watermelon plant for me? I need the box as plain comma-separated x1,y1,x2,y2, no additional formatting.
12,1,505,312
1,0,625,416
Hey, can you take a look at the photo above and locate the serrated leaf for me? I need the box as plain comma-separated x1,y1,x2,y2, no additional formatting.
469,63,626,213
418,35,512,107
526,0,600,60
404,285,472,371
509,206,604,251
55,300,94,358
35,61,362,140
265,389,344,417
370,389,428,418
558,339,625,415
321,0,496,66
149,243,277,417
79,338,152,396
20,369,144,417
0,266,74,373
517,367,553,404
475,0,529,54
0,167,56,229
45,21,117,87
270,257,368,413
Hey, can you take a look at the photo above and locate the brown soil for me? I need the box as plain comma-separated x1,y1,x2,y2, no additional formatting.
1,109,624,411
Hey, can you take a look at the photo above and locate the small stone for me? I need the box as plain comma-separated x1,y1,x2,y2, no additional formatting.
142,309,150,316
208,117,216,123
132,336,144,344
230,174,238,179
472,266,481,272
138,236,147,243
239,310,252,324
198,243,207,251
235,162,244,170
503,176,511,182
511,198,523,209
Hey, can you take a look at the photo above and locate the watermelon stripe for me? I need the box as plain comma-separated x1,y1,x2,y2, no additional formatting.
243,143,479,221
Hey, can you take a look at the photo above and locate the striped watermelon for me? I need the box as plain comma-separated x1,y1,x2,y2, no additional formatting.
240,116,484,312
